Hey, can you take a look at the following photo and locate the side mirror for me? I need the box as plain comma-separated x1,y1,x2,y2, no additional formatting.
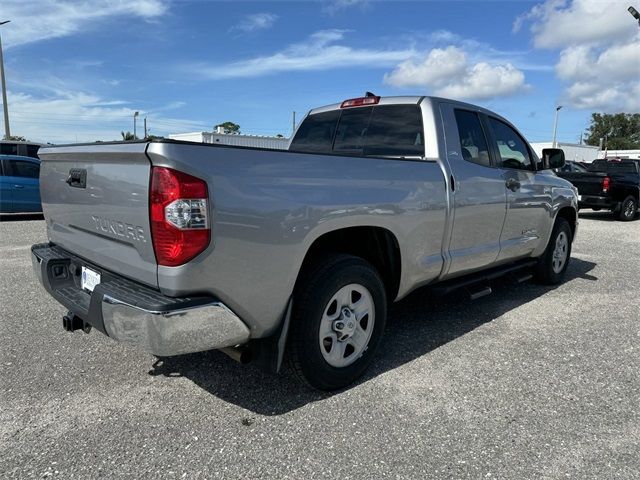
541,148,565,170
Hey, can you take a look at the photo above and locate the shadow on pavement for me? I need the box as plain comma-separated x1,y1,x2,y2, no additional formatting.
148,258,597,415
0,213,44,222
579,210,639,222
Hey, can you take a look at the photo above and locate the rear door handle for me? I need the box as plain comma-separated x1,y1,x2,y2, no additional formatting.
13,184,25,189
505,178,521,192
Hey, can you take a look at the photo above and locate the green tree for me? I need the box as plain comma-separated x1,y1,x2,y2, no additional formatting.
585,113,640,150
7,135,27,141
215,121,240,134
121,131,136,141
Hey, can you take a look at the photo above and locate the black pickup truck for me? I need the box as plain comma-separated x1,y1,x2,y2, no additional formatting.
556,159,639,221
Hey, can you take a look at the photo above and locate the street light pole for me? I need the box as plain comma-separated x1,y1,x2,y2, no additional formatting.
0,20,11,140
552,106,563,148
628,6,640,26
133,111,139,139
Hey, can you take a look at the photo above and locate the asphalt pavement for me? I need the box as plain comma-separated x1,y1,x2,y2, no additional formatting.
1,212,638,479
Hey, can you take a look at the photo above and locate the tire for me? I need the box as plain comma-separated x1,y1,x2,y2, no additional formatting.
534,217,573,285
618,196,638,221
287,254,387,391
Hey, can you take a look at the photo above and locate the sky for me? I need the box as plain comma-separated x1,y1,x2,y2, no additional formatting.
1,0,639,144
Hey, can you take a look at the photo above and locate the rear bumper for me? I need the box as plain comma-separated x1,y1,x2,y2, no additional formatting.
31,243,250,356
578,195,617,210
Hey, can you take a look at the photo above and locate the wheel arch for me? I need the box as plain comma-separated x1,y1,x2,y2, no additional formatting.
295,226,402,301
555,206,578,240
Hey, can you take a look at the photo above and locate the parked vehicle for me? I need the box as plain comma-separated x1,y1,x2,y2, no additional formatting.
0,155,42,213
556,158,639,221
31,95,578,390
0,140,42,159
556,160,589,174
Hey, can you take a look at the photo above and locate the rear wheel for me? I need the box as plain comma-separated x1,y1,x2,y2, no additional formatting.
534,218,572,285
288,254,387,391
618,196,637,221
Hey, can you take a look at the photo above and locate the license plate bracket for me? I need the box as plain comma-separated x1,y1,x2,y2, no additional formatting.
81,266,101,292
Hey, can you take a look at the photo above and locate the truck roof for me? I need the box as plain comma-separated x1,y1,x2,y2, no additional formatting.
308,95,504,118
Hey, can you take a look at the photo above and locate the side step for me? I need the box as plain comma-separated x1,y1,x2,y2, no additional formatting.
431,260,537,299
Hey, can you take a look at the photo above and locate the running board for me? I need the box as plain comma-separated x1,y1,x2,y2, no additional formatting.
431,260,537,298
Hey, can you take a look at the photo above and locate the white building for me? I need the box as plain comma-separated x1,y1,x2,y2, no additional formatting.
597,149,640,160
168,131,289,150
530,142,599,163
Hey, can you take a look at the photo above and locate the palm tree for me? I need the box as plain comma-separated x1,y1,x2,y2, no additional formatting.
121,131,136,141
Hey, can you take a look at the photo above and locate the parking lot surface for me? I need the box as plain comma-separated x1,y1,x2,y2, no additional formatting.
1,214,639,479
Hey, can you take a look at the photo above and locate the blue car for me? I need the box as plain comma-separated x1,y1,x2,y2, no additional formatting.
0,155,42,213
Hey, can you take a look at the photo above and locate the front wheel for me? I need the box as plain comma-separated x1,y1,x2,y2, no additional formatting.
287,255,387,391
618,196,638,221
534,218,573,285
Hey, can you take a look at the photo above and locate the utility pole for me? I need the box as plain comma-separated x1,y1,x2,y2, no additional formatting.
551,105,563,148
133,111,139,139
0,20,11,140
144,117,147,138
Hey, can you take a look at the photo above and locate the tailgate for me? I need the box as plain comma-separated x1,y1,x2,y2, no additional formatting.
562,173,606,196
38,142,157,287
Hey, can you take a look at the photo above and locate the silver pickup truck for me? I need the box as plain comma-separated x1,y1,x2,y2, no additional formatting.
32,95,578,390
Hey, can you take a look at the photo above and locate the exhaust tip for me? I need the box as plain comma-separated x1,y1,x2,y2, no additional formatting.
220,346,252,364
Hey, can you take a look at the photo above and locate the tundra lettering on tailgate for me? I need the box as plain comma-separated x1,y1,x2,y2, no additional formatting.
91,215,147,243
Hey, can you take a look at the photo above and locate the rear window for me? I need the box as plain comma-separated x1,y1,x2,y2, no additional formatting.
290,104,424,158
588,160,639,174
26,144,40,158
289,110,341,153
0,143,18,155
333,107,373,154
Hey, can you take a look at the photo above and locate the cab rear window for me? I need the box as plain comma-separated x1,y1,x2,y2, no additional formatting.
290,104,424,158
289,110,341,153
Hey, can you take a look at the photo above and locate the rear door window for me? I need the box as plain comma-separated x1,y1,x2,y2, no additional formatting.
6,160,40,178
365,105,424,157
289,110,341,153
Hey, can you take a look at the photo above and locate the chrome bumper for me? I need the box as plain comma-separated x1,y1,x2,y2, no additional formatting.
101,296,250,357
31,243,250,357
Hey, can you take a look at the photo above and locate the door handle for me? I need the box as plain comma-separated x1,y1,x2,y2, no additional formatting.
505,178,521,192
13,184,25,189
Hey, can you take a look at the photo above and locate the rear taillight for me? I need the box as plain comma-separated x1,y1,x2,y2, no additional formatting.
602,176,611,193
150,167,210,267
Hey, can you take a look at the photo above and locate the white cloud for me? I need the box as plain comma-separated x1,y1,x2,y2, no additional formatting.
554,36,640,111
1,0,168,48
384,46,528,100
556,40,640,82
516,0,640,111
7,89,207,144
229,13,278,34
192,30,415,79
383,47,467,88
514,0,636,49
324,0,370,14
436,63,527,100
